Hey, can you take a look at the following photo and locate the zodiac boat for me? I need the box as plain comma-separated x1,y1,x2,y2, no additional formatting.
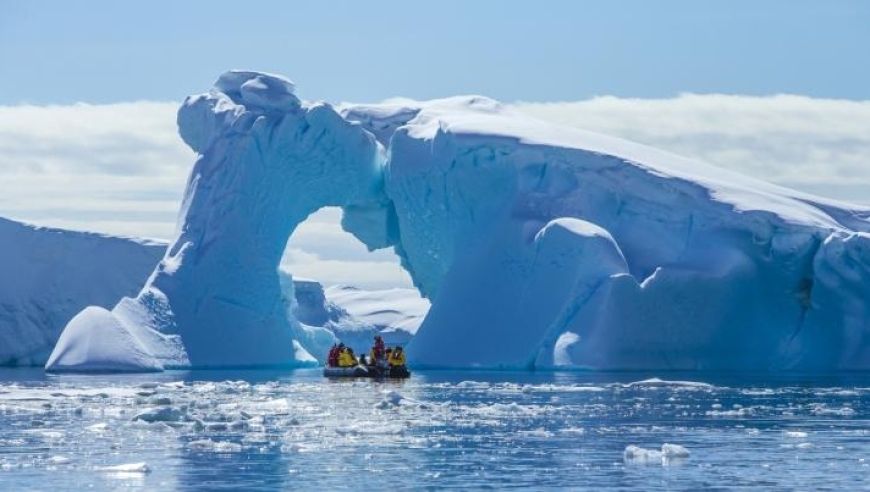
323,364,411,378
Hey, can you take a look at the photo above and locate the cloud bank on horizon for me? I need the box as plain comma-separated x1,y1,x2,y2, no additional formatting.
1,94,867,288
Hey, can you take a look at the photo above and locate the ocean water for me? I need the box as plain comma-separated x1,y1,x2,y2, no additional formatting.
1,368,870,491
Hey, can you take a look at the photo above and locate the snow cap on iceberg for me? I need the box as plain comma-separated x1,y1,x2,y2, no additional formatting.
214,70,299,111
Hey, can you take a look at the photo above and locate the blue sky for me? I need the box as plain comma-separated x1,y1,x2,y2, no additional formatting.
2,0,868,105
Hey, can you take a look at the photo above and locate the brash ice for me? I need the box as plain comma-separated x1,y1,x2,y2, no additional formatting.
46,71,870,372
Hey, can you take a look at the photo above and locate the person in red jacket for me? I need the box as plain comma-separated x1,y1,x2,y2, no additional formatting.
372,336,386,367
327,343,341,367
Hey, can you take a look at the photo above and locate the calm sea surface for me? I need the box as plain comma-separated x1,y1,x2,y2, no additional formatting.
2,368,870,491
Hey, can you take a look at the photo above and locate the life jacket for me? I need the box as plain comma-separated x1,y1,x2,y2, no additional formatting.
338,350,356,367
389,350,406,366
327,346,339,367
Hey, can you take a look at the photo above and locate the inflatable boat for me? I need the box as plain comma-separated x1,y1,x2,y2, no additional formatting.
323,364,411,379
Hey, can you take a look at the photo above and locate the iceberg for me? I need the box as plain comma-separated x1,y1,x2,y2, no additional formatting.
346,96,870,371
47,70,870,372
324,285,429,339
0,217,165,366
291,282,430,356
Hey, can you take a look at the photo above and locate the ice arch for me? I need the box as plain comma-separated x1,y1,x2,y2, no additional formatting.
47,72,398,370
282,207,414,290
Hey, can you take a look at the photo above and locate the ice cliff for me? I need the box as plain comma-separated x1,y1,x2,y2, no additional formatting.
47,70,870,372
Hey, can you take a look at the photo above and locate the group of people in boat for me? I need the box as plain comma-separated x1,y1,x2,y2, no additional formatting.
326,335,407,374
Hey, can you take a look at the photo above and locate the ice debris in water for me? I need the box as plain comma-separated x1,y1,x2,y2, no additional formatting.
47,456,71,465
623,378,713,389
86,423,108,432
133,406,188,423
376,391,406,409
661,443,690,457
375,390,429,410
98,462,151,473
186,439,243,453
811,404,856,416
624,444,690,465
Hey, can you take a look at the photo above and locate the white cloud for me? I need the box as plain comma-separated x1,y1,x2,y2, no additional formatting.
2,96,868,290
280,247,413,289
0,101,192,238
512,94,870,204
283,207,414,289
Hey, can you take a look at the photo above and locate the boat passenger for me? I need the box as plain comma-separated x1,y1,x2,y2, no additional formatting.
327,344,340,367
388,346,407,367
372,335,388,369
338,347,357,367
372,335,385,361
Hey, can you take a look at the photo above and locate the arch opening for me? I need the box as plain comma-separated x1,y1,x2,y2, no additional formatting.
280,206,429,363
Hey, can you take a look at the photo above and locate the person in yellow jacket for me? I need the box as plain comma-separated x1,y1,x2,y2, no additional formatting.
338,347,358,367
388,346,407,367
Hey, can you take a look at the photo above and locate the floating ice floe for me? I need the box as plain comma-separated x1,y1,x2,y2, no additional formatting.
810,404,856,416
624,443,690,465
376,392,403,408
86,423,108,432
133,406,189,423
97,462,151,473
623,378,714,389
186,439,243,453
46,456,71,465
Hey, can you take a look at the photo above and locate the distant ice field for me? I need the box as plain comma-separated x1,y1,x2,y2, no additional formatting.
2,369,870,490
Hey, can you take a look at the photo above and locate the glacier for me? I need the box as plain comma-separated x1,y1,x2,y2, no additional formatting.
47,70,870,372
